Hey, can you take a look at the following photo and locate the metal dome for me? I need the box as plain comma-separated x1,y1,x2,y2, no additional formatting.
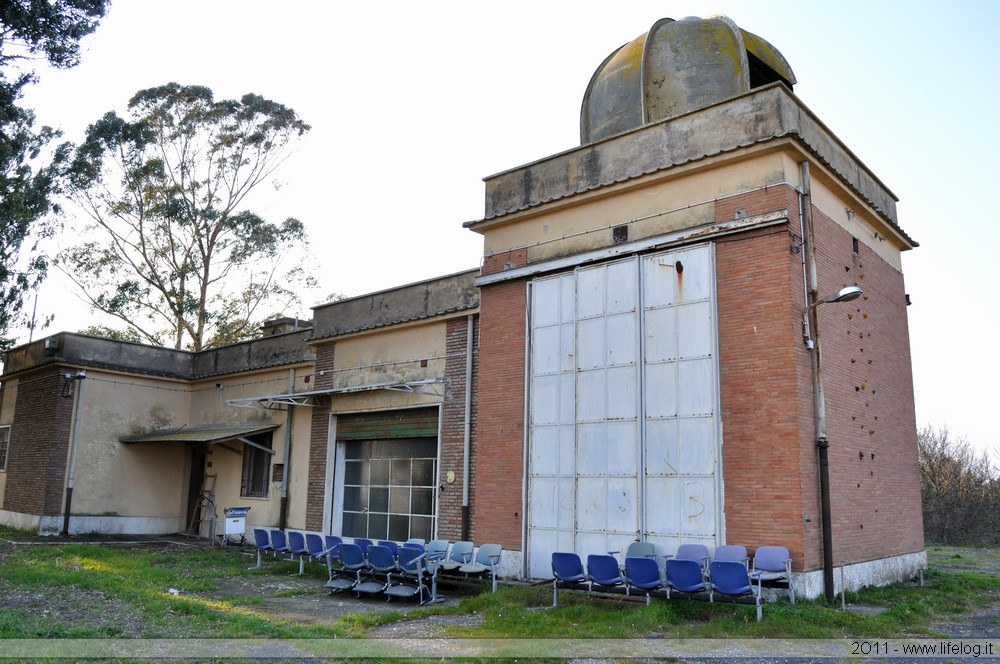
581,15,796,144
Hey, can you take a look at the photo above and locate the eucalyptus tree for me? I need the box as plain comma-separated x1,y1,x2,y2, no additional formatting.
0,0,110,347
61,83,314,350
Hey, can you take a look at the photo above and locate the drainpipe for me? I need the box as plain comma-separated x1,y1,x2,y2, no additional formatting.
801,161,836,602
279,368,294,530
461,315,474,541
61,371,86,536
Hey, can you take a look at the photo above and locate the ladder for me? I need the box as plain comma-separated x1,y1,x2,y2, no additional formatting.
186,473,217,539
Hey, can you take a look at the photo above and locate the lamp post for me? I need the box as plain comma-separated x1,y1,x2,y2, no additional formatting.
803,285,862,602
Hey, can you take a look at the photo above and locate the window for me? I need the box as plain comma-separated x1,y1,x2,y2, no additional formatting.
0,426,9,470
342,438,437,541
240,432,273,498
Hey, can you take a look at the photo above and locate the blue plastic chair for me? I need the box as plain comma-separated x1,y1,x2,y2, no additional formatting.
665,558,712,599
551,552,587,607
269,529,290,557
587,554,625,594
250,527,273,569
304,533,331,581
625,556,666,606
324,542,364,593
710,560,762,621
354,537,374,560
377,540,400,559
354,544,396,597
384,546,430,604
287,531,309,575
323,535,343,565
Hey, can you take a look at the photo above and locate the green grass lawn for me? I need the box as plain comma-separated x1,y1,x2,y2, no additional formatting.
1,527,997,645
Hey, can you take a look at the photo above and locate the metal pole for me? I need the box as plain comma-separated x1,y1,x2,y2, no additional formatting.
801,161,836,602
62,372,86,536
462,315,474,541
279,368,294,530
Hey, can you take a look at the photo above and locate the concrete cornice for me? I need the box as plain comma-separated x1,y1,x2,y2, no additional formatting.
468,83,911,248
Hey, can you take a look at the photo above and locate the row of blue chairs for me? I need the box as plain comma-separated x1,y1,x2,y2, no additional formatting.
609,542,794,603
250,528,506,600
325,541,439,604
250,527,343,575
323,538,504,601
551,544,795,621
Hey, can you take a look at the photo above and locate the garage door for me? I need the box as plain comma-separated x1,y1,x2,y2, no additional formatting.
526,245,720,578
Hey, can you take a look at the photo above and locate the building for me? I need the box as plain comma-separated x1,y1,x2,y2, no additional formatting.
0,15,922,598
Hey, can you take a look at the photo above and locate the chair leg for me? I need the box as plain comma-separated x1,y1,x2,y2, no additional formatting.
553,582,559,608
250,549,264,570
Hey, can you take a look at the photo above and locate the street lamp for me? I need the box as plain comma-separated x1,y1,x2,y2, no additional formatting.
803,284,862,602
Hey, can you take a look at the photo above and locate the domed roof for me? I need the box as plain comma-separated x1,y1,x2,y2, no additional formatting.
581,15,796,144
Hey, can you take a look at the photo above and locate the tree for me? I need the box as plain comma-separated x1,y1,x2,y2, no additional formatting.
60,83,314,351
0,0,110,347
918,425,1000,545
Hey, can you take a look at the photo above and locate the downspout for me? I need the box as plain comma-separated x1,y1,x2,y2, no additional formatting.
279,368,294,530
800,161,836,602
461,315,473,541
61,371,86,536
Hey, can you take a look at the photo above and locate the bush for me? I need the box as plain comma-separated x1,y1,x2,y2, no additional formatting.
919,426,1000,545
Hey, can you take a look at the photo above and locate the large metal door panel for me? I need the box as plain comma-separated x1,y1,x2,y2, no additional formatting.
527,246,719,579
677,417,716,474
677,358,716,416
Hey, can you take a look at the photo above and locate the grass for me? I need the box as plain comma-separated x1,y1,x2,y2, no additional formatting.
1,528,998,648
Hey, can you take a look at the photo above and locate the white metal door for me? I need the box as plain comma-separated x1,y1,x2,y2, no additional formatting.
526,245,719,579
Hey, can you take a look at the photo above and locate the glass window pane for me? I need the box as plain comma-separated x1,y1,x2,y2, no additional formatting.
412,459,434,486
344,486,366,512
344,460,367,486
412,439,436,457
391,459,411,485
345,441,365,459
410,516,433,542
370,460,390,485
389,487,409,513
411,488,433,515
369,487,389,513
343,512,366,538
368,513,388,540
388,515,409,541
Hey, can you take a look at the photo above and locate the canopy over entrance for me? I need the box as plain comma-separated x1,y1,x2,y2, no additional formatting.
120,424,279,454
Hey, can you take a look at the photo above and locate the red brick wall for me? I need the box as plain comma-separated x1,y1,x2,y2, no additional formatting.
715,220,812,568
715,184,922,571
811,208,924,564
3,368,75,516
304,341,334,530
438,316,479,541
483,249,527,277
473,280,527,549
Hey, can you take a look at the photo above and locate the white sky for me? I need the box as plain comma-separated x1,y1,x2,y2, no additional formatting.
13,0,1000,453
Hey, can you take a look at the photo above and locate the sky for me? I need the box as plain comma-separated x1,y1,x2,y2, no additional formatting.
12,0,1000,453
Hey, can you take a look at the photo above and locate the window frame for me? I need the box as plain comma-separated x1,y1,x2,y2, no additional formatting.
0,425,9,470
240,432,273,498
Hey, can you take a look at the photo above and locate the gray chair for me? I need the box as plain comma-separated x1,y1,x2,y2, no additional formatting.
668,543,711,575
458,543,503,592
751,545,795,604
714,544,749,569
437,540,474,573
